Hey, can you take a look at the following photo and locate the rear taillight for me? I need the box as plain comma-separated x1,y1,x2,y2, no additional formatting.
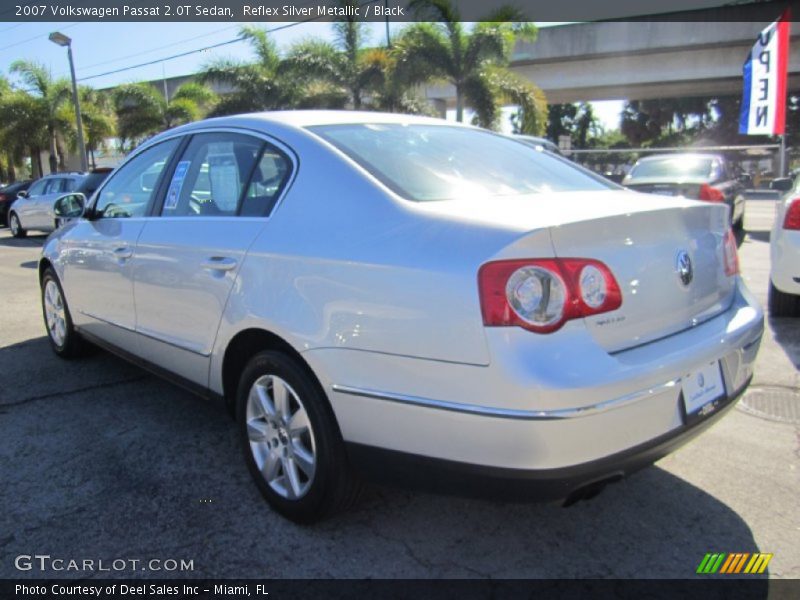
699,184,725,202
723,229,739,276
783,197,800,230
478,258,622,334
0,194,6,202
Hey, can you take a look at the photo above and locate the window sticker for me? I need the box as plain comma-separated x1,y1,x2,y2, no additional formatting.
164,160,191,211
207,153,241,212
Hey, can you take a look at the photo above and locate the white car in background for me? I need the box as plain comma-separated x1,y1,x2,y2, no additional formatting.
769,187,800,316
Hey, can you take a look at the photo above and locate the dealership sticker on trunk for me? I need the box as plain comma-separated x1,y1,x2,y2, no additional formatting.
682,361,726,423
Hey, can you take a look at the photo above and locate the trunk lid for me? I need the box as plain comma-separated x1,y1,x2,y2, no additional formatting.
546,197,735,353
415,190,736,353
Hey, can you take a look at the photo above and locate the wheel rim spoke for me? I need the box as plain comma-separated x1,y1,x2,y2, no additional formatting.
262,451,281,482
292,446,315,478
272,378,290,420
282,457,302,499
251,383,276,419
247,419,269,442
288,406,310,436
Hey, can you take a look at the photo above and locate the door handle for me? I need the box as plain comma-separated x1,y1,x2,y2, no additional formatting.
201,257,237,272
112,247,133,259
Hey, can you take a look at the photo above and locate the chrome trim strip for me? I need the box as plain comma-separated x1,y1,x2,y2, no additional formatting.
331,381,679,421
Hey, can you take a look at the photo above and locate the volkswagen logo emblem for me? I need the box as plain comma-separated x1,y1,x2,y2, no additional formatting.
676,251,693,286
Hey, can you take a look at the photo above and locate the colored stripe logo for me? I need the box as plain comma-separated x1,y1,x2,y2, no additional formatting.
697,553,773,574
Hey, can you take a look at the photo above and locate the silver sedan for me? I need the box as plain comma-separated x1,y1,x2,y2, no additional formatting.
40,111,763,522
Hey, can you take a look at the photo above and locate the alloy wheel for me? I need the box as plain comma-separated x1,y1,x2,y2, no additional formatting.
43,279,67,347
245,374,317,499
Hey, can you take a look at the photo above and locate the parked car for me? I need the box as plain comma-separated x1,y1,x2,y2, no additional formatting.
769,182,800,316
0,179,33,226
622,153,747,229
8,169,112,238
40,112,763,522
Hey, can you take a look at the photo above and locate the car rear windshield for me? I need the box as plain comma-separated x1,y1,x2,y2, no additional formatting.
309,124,613,201
77,171,112,195
629,156,716,179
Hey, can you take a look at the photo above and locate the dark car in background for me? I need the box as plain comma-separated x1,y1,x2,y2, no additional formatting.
0,180,33,227
623,154,746,229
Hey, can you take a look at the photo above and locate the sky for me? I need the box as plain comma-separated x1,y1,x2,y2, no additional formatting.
0,20,624,131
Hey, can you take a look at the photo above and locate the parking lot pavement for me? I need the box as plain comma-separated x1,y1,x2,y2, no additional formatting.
0,204,798,580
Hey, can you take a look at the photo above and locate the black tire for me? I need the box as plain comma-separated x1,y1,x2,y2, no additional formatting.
236,350,362,523
41,267,89,358
768,281,800,318
9,212,26,238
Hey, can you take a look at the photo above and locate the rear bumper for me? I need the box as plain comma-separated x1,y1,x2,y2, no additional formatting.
346,376,751,502
310,277,762,474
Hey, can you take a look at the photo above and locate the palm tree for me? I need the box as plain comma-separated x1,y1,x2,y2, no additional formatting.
199,26,298,116
281,7,386,109
77,87,116,168
10,60,73,173
0,76,50,178
113,81,216,150
393,0,544,131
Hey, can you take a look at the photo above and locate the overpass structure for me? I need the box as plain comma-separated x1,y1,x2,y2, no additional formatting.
424,3,800,108
119,4,800,112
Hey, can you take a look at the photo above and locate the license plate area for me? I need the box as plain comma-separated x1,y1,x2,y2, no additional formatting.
681,361,726,425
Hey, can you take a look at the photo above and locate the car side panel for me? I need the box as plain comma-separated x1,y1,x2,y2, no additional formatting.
207,134,543,394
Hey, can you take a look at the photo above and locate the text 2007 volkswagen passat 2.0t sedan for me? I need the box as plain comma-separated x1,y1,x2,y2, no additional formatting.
40,112,763,522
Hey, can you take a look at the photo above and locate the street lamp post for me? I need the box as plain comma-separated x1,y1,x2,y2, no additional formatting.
49,31,88,172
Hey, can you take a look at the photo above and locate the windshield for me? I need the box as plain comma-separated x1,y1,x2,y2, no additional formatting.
310,124,613,201
629,156,716,180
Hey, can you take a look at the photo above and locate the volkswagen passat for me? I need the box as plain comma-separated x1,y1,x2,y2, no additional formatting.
40,112,763,522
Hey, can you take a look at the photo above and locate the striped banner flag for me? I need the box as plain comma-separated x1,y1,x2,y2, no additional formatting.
739,11,791,135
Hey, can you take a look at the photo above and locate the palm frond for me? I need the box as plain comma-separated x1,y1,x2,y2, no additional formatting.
10,60,50,95
392,23,453,85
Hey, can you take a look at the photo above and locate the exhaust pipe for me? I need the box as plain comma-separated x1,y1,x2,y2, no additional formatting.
562,473,623,507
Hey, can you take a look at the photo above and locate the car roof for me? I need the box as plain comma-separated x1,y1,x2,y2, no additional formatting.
148,110,464,146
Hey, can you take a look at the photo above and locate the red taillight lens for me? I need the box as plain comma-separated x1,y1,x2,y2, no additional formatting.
723,229,739,276
478,258,622,334
0,194,6,202
699,184,725,202
783,198,800,230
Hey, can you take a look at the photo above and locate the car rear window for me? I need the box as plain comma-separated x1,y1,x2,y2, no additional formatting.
309,124,613,202
629,157,716,179
77,171,112,196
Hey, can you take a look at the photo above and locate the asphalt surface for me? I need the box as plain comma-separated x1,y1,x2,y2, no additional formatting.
0,200,798,580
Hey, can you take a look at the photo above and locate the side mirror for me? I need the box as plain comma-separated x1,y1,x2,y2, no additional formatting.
53,193,86,227
16,190,28,199
738,173,753,186
769,177,793,192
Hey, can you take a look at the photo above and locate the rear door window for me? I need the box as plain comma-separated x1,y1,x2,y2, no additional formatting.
26,179,48,197
160,132,262,218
